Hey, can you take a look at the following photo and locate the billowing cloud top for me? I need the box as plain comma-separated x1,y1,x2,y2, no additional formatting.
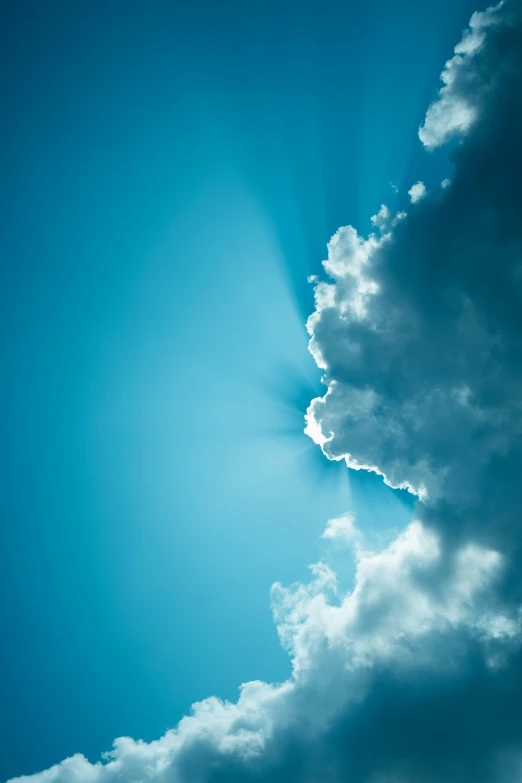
9,2,522,782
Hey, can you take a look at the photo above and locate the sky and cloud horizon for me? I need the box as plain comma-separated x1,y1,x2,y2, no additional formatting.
3,1,522,781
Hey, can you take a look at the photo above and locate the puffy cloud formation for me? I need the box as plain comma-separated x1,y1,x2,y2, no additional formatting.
306,0,522,537
407,181,426,203
10,2,522,781
419,1,505,148
321,512,361,544
9,520,521,783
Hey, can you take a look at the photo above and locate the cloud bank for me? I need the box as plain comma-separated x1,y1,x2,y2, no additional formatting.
10,2,522,781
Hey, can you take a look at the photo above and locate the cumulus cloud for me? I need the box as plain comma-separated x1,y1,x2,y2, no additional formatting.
9,1,522,781
9,520,519,783
407,181,426,203
419,1,505,149
306,0,522,528
322,512,361,544
371,204,392,231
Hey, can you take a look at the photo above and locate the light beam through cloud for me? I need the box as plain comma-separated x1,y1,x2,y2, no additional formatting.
9,2,522,781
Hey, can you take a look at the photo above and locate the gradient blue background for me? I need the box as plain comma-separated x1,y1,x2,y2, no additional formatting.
0,1,481,779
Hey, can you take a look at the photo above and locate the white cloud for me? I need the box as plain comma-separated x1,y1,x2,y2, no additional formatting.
274,520,517,675
419,2,503,148
391,209,407,226
371,204,391,232
322,512,361,545
9,2,522,781
10,520,519,783
408,181,426,203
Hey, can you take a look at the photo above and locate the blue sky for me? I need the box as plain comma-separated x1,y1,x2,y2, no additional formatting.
0,1,504,781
